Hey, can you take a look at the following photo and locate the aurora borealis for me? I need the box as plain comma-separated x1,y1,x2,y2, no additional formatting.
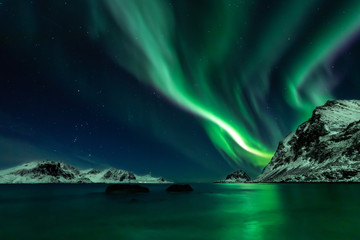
1,0,360,180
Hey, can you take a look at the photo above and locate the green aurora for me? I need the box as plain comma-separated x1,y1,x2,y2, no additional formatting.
85,0,360,169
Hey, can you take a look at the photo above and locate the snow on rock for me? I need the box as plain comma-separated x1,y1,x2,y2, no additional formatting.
81,168,136,184
255,100,360,182
0,160,172,184
214,170,251,183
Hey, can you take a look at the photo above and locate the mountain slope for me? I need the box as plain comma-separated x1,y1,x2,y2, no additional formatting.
0,161,171,184
256,100,360,182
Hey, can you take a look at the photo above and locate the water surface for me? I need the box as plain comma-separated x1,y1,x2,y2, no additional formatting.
0,183,359,239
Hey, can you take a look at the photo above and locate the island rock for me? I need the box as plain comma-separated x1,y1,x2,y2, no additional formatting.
105,184,149,194
166,184,194,192
214,170,251,183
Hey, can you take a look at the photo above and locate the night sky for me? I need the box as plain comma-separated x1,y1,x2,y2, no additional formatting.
1,0,360,182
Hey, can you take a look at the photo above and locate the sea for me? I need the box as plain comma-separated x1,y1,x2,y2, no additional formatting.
0,183,359,240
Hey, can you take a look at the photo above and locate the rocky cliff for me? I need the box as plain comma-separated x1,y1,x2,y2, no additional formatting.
256,100,360,182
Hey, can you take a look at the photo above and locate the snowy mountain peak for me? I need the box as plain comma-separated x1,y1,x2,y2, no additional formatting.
256,100,360,182
0,161,172,184
309,100,360,133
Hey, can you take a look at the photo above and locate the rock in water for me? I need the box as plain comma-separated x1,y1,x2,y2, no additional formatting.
105,184,149,194
256,100,360,182
214,170,251,183
166,184,193,192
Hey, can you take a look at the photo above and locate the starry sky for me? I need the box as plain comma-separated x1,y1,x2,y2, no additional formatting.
1,0,360,182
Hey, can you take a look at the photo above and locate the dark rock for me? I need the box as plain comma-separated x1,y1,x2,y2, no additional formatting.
166,184,193,192
225,170,251,181
103,170,113,178
214,170,251,183
15,162,76,180
120,172,136,181
103,169,136,182
105,184,149,194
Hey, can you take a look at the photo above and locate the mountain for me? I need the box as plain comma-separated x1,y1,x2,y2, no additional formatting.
0,161,172,184
256,100,360,182
214,170,251,183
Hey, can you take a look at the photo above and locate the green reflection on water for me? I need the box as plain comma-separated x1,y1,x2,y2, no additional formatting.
213,184,284,240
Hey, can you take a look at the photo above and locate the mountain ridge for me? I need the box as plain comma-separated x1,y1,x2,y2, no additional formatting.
0,160,172,184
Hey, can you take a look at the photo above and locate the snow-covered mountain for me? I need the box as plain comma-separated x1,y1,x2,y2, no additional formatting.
256,100,360,182
0,161,172,184
214,170,251,183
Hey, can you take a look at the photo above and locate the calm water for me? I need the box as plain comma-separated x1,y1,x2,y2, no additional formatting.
0,183,360,240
